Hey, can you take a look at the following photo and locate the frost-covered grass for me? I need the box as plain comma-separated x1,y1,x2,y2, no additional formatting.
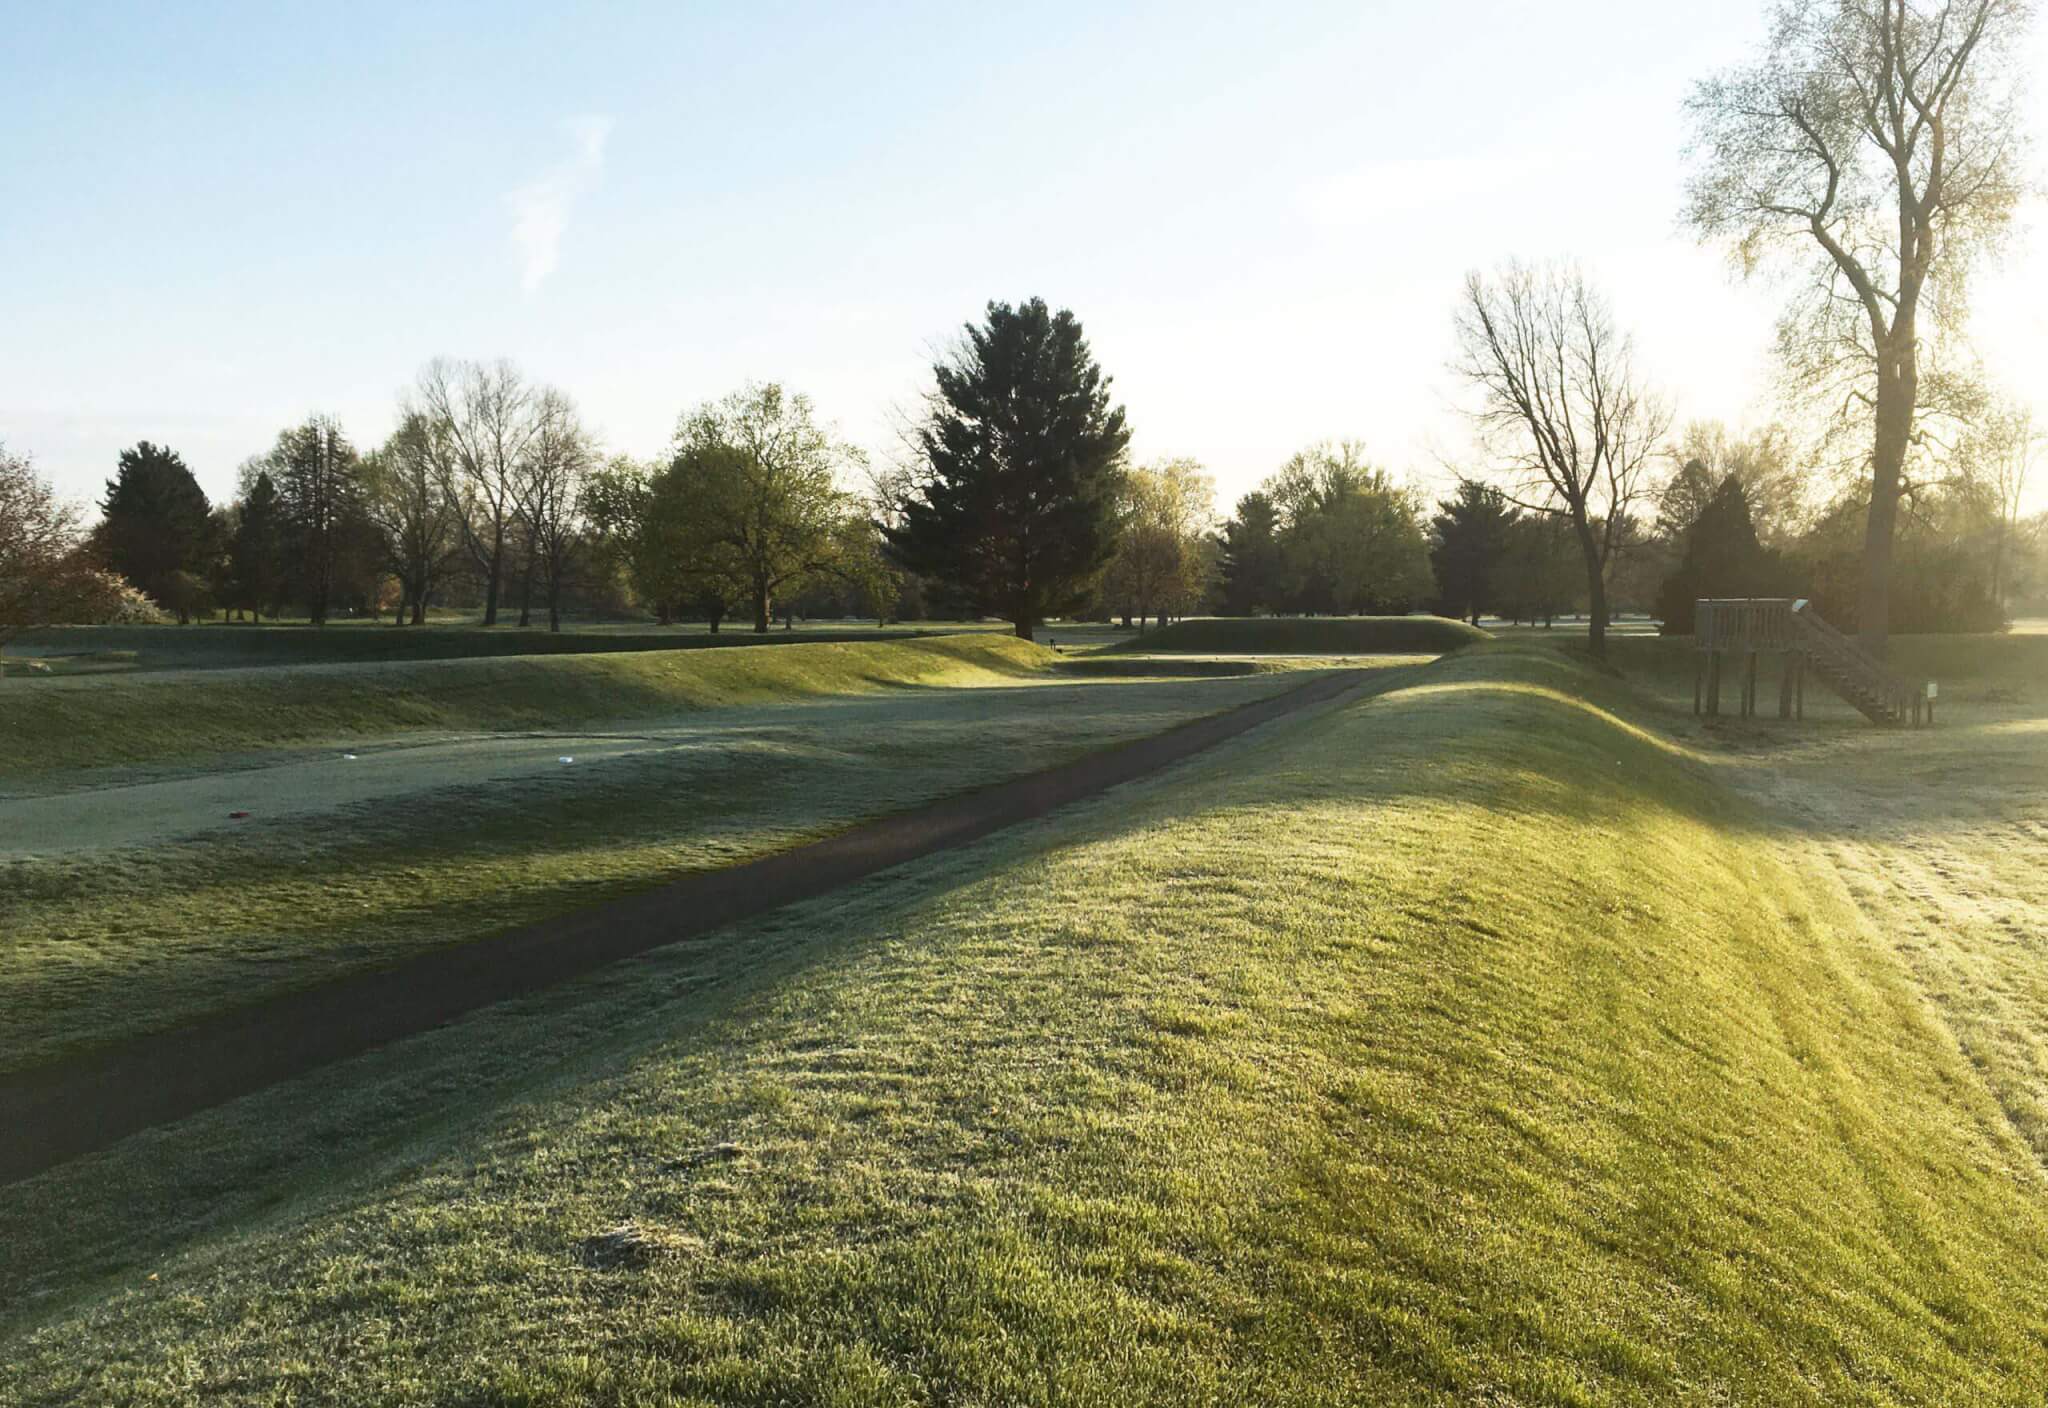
7,643,2045,1403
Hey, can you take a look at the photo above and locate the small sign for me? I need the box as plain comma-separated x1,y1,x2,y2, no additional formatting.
1925,681,1938,700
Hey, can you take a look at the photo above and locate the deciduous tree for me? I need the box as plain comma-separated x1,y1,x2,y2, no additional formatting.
267,416,365,627
673,383,851,633
1104,458,1216,629
415,358,544,627
1453,263,1670,657
1685,0,2032,652
518,390,596,632
1,442,123,660
363,413,462,625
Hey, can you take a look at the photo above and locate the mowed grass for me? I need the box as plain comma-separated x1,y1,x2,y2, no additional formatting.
0,633,1051,781
9,620,1020,674
6,643,2045,1403
1599,629,2048,1171
1119,614,1487,655
0,667,1338,1070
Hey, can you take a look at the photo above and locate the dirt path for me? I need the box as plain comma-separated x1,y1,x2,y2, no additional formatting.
0,667,1376,1183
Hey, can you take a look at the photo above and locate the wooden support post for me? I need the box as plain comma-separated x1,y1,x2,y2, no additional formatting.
1778,653,1794,719
1742,650,1758,718
1706,652,1722,717
1794,653,1805,721
1693,658,1703,716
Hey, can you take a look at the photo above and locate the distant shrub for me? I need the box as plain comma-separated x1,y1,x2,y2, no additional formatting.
98,577,172,626
1117,616,1486,655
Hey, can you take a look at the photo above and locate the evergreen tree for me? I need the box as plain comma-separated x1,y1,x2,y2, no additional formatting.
1430,480,1516,625
1655,477,1793,634
884,298,1130,640
228,472,289,618
95,441,214,608
1218,490,1286,616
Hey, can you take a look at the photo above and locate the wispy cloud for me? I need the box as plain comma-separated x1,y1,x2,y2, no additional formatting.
509,114,614,294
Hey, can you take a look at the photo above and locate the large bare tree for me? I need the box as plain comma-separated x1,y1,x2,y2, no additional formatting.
413,358,544,626
1452,263,1670,658
363,412,462,625
1685,0,2032,652
517,389,596,632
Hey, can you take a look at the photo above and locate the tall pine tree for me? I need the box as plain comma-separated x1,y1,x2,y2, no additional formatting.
1218,490,1286,616
1655,476,1793,634
95,441,214,607
228,471,288,618
883,298,1129,640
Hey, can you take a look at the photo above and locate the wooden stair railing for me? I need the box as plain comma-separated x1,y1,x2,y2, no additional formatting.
1693,597,1933,726
1787,599,1920,725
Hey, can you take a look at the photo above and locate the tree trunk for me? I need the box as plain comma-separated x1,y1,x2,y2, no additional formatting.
753,580,771,633
548,575,562,633
1857,346,1915,659
517,551,535,628
482,532,503,627
1571,511,1608,659
1013,616,1035,642
411,597,425,626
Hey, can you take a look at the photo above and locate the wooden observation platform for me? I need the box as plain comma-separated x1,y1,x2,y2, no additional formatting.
1694,598,1934,727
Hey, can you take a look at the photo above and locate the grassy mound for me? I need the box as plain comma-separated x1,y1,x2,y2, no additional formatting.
6,642,2044,1402
0,634,1049,780
1119,615,1486,655
10,623,970,672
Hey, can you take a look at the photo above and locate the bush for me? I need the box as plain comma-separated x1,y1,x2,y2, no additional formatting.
1115,615,1486,655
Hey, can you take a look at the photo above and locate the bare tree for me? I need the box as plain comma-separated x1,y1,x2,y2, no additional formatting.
413,358,544,626
363,412,462,625
1,442,122,662
1452,262,1671,658
517,389,596,632
1685,0,2033,653
1959,398,2041,609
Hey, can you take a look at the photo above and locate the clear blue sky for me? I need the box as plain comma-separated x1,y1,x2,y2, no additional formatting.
5,1,2044,513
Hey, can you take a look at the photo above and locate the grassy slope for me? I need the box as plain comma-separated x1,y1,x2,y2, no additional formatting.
0,667,1333,1070
9,622,994,673
1121,615,1487,654
6,643,2045,1403
0,633,1048,780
